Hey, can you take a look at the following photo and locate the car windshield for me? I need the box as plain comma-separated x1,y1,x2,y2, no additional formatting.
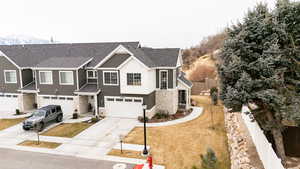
32,110,45,117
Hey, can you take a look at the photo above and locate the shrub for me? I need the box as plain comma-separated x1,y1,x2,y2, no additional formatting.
153,110,169,119
91,116,100,123
72,113,78,119
210,87,218,105
138,116,149,123
200,148,219,169
16,109,20,115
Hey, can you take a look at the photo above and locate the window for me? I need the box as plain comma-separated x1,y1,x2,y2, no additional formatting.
107,98,114,101
59,71,74,85
127,73,141,86
39,71,53,84
4,70,17,83
87,70,97,79
103,71,118,85
160,70,168,89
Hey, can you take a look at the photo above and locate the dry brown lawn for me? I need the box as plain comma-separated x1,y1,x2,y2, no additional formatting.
108,149,147,160
110,96,230,169
18,140,61,149
41,122,94,138
0,118,25,130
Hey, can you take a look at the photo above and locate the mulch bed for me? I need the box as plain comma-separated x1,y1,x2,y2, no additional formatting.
147,108,193,123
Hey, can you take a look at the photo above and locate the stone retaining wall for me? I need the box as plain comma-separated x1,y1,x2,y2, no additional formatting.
225,110,264,169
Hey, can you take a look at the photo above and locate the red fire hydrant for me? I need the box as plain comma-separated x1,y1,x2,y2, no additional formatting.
147,156,153,169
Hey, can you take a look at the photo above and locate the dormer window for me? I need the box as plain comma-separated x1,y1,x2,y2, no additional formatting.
87,70,97,79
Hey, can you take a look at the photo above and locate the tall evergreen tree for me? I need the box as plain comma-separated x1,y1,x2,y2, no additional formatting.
218,1,300,165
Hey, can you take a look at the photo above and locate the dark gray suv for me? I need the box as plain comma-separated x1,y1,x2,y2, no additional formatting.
23,105,63,131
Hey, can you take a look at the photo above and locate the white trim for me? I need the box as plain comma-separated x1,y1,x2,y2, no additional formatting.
178,78,192,89
116,57,133,70
0,50,21,69
32,67,77,70
59,71,74,85
104,96,143,102
37,94,77,98
39,71,53,85
86,70,97,79
76,69,79,90
19,69,23,87
97,67,118,70
152,67,176,69
18,89,39,93
159,70,168,90
155,88,177,91
4,70,17,84
0,92,21,96
76,58,93,69
94,45,134,69
176,49,183,67
103,71,119,86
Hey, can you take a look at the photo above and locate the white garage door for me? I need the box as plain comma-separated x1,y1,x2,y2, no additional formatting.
105,97,143,118
0,94,19,112
39,96,75,116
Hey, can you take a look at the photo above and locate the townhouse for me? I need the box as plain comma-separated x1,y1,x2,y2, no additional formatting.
0,42,192,118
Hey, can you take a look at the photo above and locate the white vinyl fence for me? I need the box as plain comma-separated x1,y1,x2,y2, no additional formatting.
241,106,285,169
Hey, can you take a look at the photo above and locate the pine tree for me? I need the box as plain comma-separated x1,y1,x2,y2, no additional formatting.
218,1,300,165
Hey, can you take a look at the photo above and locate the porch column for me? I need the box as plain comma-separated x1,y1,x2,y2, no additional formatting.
94,94,98,116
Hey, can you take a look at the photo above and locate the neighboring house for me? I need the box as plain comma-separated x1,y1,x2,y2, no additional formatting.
0,42,192,118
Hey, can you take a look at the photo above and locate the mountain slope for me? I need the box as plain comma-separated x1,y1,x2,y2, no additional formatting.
0,35,51,45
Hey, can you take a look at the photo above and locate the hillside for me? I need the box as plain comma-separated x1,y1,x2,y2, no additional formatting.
182,32,226,81
0,35,51,45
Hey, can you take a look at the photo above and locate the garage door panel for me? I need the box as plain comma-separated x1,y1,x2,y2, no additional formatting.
105,97,142,118
0,95,19,112
39,96,75,116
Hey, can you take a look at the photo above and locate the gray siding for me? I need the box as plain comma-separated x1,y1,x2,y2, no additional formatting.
22,69,33,86
97,69,120,107
78,68,86,89
155,69,174,89
0,56,20,93
36,70,77,95
97,69,155,109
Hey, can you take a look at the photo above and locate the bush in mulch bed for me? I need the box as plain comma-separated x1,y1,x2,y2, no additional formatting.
142,108,193,123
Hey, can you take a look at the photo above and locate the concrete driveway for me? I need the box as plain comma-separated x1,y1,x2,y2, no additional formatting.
56,117,137,157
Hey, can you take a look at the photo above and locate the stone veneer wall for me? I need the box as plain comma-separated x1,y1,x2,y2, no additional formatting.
225,110,264,169
155,89,178,114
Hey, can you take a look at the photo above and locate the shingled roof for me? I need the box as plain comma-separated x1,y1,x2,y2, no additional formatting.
0,42,180,68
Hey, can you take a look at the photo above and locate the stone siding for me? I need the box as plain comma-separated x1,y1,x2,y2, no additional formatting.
155,89,178,114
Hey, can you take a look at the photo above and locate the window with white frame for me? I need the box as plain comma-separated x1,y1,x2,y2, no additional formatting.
160,70,168,89
39,71,53,84
87,70,97,79
103,71,118,85
4,70,17,83
127,73,141,86
59,71,74,85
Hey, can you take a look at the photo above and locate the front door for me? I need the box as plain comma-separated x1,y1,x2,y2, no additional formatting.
179,90,186,104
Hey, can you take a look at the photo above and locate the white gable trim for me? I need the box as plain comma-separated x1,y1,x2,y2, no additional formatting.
176,49,183,67
178,78,192,89
94,45,134,69
0,50,21,69
76,57,94,69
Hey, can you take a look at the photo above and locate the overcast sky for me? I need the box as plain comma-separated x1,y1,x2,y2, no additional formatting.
0,0,276,48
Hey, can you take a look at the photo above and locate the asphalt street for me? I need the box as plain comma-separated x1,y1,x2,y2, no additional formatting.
0,148,134,169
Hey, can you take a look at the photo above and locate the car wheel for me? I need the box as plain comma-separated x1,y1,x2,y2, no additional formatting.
38,122,44,132
56,114,63,122
23,127,30,131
